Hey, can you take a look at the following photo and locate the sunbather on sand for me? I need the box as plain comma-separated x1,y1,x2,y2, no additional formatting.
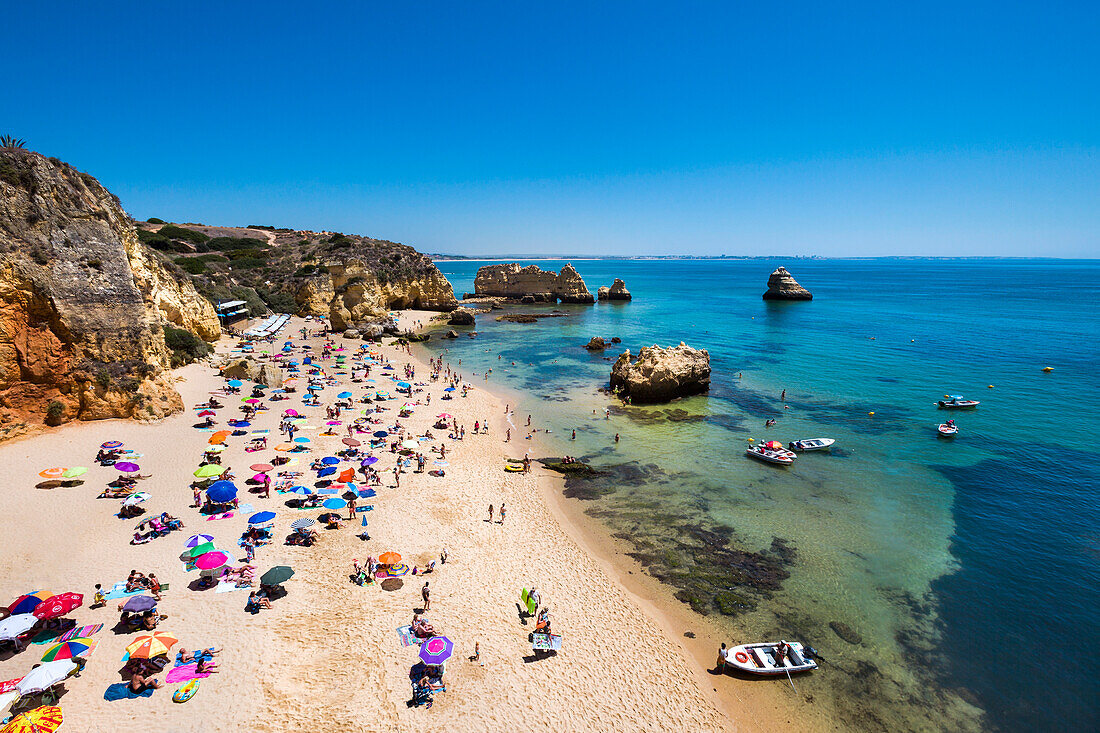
412,613,436,638
129,671,162,692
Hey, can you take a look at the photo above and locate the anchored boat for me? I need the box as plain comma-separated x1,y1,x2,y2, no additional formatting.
937,420,958,437
938,395,980,409
788,438,835,452
725,641,818,676
746,445,793,465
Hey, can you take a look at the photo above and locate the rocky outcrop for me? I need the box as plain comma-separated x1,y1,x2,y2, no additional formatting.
448,307,475,326
0,149,199,430
762,267,812,301
473,263,594,304
586,337,607,350
597,278,631,301
609,343,711,404
296,259,458,331
126,239,220,340
219,357,284,387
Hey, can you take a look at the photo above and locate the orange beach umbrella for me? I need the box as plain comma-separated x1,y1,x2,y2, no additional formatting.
378,552,401,565
125,631,178,660
38,468,66,480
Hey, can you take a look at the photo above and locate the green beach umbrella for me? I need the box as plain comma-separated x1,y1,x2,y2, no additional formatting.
187,542,216,558
61,467,88,478
194,465,224,478
259,566,294,586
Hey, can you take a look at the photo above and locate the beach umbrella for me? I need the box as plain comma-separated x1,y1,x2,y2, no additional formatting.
378,551,401,565
419,635,454,665
290,518,315,529
194,551,230,571
248,511,277,524
227,380,243,387
184,534,214,548
326,420,342,426
206,483,237,504
125,631,178,659
401,440,419,451
0,613,38,640
61,466,88,479
286,485,313,496
436,413,452,419
7,591,52,616
41,637,96,662
14,661,76,695
397,381,411,389
337,391,352,399
259,566,294,586
249,473,269,483
205,444,227,454
321,456,340,465
33,593,83,621
443,386,455,392
274,443,294,452
338,468,354,482
186,542,216,558
194,464,224,478
122,492,151,507
387,563,410,576
101,440,123,449
293,437,310,444
121,595,158,613
243,398,260,404
372,431,388,438
317,467,336,477
38,467,66,480
322,498,347,510
114,461,140,473
284,409,300,416
197,409,216,417
342,438,361,447
361,457,378,466
232,421,252,428
1,705,64,733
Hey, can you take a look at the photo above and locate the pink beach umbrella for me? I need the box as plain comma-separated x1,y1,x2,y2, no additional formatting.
194,551,230,570
285,409,299,417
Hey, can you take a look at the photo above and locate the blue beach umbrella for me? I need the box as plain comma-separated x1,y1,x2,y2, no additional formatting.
321,457,340,465
207,483,238,503
294,437,311,443
286,486,313,495
443,387,455,392
372,431,388,438
248,511,276,525
232,421,251,428
337,391,352,399
322,498,347,510
361,457,379,466
227,380,243,387
317,467,336,477
396,382,411,389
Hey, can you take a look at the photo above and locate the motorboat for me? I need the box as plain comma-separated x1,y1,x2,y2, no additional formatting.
746,445,793,465
788,438,835,452
938,395,980,409
725,640,817,676
937,421,958,437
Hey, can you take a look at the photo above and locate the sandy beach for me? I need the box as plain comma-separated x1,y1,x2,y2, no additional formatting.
0,313,816,732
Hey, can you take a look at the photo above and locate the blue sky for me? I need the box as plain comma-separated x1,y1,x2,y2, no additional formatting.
4,1,1098,256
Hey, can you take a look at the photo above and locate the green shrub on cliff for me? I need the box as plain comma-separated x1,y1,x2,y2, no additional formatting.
146,217,165,224
45,400,65,426
164,325,211,367
175,257,207,274
157,225,209,245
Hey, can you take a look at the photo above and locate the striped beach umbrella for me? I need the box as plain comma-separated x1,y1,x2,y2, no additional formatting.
38,467,66,480
184,534,214,548
101,440,123,449
7,591,52,616
419,635,454,664
125,631,178,659
290,518,315,529
41,637,96,661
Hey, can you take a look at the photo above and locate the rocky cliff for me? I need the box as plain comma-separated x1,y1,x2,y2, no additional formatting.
0,149,216,431
610,343,711,403
473,263,594,304
762,266,813,301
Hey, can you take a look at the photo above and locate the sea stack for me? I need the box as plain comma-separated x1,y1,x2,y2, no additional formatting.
762,267,812,301
473,263,594,304
597,278,632,301
610,343,711,404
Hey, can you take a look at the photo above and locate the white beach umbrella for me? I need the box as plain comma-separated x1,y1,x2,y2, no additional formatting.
0,613,37,640
15,659,77,694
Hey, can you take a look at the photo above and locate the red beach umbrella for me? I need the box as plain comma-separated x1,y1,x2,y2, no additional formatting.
32,593,83,620
250,464,273,473
342,438,361,447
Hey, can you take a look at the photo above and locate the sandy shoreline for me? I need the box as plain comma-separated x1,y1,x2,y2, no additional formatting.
0,313,819,731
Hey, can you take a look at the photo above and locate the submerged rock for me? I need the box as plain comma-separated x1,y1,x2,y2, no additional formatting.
830,621,863,645
610,343,711,403
762,266,813,301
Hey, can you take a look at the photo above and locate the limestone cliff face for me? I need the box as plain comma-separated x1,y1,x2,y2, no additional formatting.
295,259,457,330
473,263,594,303
0,149,194,430
126,239,220,340
762,267,813,301
610,343,711,404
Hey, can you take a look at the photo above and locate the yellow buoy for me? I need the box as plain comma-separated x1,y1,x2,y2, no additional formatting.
988,385,994,388
1042,366,1053,372
868,411,875,416
748,438,754,442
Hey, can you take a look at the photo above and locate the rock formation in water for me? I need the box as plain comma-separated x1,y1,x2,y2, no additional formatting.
585,336,607,350
473,263,594,304
0,149,220,432
447,307,475,326
762,266,812,301
609,343,711,403
598,278,632,301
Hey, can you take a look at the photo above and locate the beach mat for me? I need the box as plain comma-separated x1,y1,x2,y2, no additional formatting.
531,633,562,651
59,624,103,642
396,626,424,647
165,664,213,684
103,583,144,600
215,581,249,594
104,683,155,701
205,512,235,521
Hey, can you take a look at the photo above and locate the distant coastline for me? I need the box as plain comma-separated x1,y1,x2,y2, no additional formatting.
430,254,1085,262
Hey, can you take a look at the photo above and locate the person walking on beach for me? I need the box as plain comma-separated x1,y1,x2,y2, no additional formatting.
421,581,431,611
717,643,729,673
499,503,506,525
505,428,510,442
488,504,494,523
347,495,357,520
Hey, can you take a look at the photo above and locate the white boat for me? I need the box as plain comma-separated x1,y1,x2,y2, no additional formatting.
725,640,817,676
746,445,793,465
788,438,835,452
937,422,958,437
938,395,980,409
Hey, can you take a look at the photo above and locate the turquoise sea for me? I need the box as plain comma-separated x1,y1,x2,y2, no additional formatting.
421,258,1099,732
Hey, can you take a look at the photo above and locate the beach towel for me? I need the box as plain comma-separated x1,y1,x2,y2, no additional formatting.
531,633,562,651
103,583,145,600
238,503,255,514
104,683,155,701
59,624,103,642
165,664,213,684
356,506,372,512
205,512,235,521
215,581,249,594
397,626,424,647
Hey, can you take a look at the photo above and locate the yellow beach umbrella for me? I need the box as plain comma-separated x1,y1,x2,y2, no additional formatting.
193,465,224,478
125,631,178,660
61,467,87,479
1,705,64,733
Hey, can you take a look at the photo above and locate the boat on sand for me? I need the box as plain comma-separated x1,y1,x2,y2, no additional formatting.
724,641,817,676
788,438,835,452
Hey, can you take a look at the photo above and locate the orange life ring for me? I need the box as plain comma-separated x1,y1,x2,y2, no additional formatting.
734,651,749,663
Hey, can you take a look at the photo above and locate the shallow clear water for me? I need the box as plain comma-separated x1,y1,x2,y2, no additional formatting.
422,258,1100,731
